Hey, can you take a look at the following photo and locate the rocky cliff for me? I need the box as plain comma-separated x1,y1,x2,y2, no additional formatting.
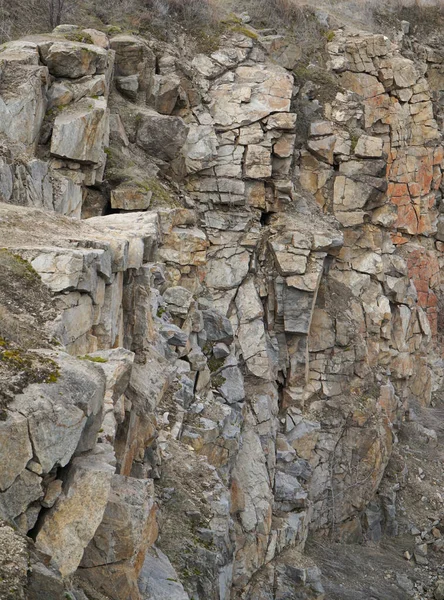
2,8,444,600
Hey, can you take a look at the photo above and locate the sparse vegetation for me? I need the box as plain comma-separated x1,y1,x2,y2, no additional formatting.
65,30,94,44
0,336,60,407
211,373,226,388
207,356,224,373
3,0,444,45
78,354,108,363
136,178,180,208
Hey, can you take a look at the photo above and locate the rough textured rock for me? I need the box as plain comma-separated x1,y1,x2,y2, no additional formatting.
36,445,116,577
2,12,444,600
44,41,107,78
136,110,189,163
0,523,28,600
138,547,190,600
51,98,108,164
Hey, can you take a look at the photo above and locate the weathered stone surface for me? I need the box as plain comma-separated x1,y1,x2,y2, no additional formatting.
266,112,297,130
0,414,33,491
126,348,173,416
87,211,160,267
274,134,296,158
219,365,245,403
111,185,152,210
151,74,181,115
210,64,293,129
0,523,28,600
184,125,219,174
159,322,188,347
391,57,417,88
82,28,109,49
0,469,42,519
244,144,272,178
110,35,155,100
116,74,139,100
36,445,115,577
354,134,383,158
81,474,156,567
275,471,307,509
51,98,108,164
283,286,315,334
2,22,444,600
136,110,189,162
202,308,234,344
308,136,336,164
0,62,48,150
163,286,193,316
0,40,40,66
44,41,107,78
205,250,250,290
309,309,335,352
138,547,190,599
42,479,63,508
9,352,106,474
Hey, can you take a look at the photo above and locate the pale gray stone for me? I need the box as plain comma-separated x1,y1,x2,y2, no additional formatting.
116,75,139,100
210,64,293,129
274,471,307,509
219,366,245,404
51,98,108,164
82,474,155,566
0,62,48,150
0,414,33,491
163,286,193,316
159,323,189,347
0,470,42,519
9,352,106,473
138,547,190,600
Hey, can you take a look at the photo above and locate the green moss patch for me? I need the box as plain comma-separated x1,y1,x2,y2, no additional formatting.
136,178,181,208
78,354,108,363
0,337,60,407
65,31,94,44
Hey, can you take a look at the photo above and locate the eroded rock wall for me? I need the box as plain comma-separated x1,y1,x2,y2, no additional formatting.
0,14,444,600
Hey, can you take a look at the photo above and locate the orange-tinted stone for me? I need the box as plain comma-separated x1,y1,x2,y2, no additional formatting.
391,232,409,245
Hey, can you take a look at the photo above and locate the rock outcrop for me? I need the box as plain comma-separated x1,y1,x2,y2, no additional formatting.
1,12,444,600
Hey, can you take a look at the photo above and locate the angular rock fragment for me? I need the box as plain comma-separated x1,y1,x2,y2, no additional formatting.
44,41,107,78
36,445,116,577
51,98,108,164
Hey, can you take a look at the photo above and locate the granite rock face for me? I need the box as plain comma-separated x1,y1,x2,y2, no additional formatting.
1,14,444,600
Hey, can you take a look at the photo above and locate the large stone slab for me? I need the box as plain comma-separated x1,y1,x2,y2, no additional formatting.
51,98,108,164
0,414,33,491
8,352,106,473
44,41,107,78
87,211,160,267
110,34,155,101
36,445,115,577
138,547,190,600
209,64,293,129
0,469,43,519
0,62,48,150
136,110,189,163
283,286,316,334
81,474,156,568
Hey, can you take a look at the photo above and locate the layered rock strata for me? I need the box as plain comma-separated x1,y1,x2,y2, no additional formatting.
0,16,444,600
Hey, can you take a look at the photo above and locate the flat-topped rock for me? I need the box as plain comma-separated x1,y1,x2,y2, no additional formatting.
209,64,293,130
51,98,109,164
43,40,108,78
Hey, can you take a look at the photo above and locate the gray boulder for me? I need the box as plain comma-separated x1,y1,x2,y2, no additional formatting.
136,110,189,163
202,309,234,344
